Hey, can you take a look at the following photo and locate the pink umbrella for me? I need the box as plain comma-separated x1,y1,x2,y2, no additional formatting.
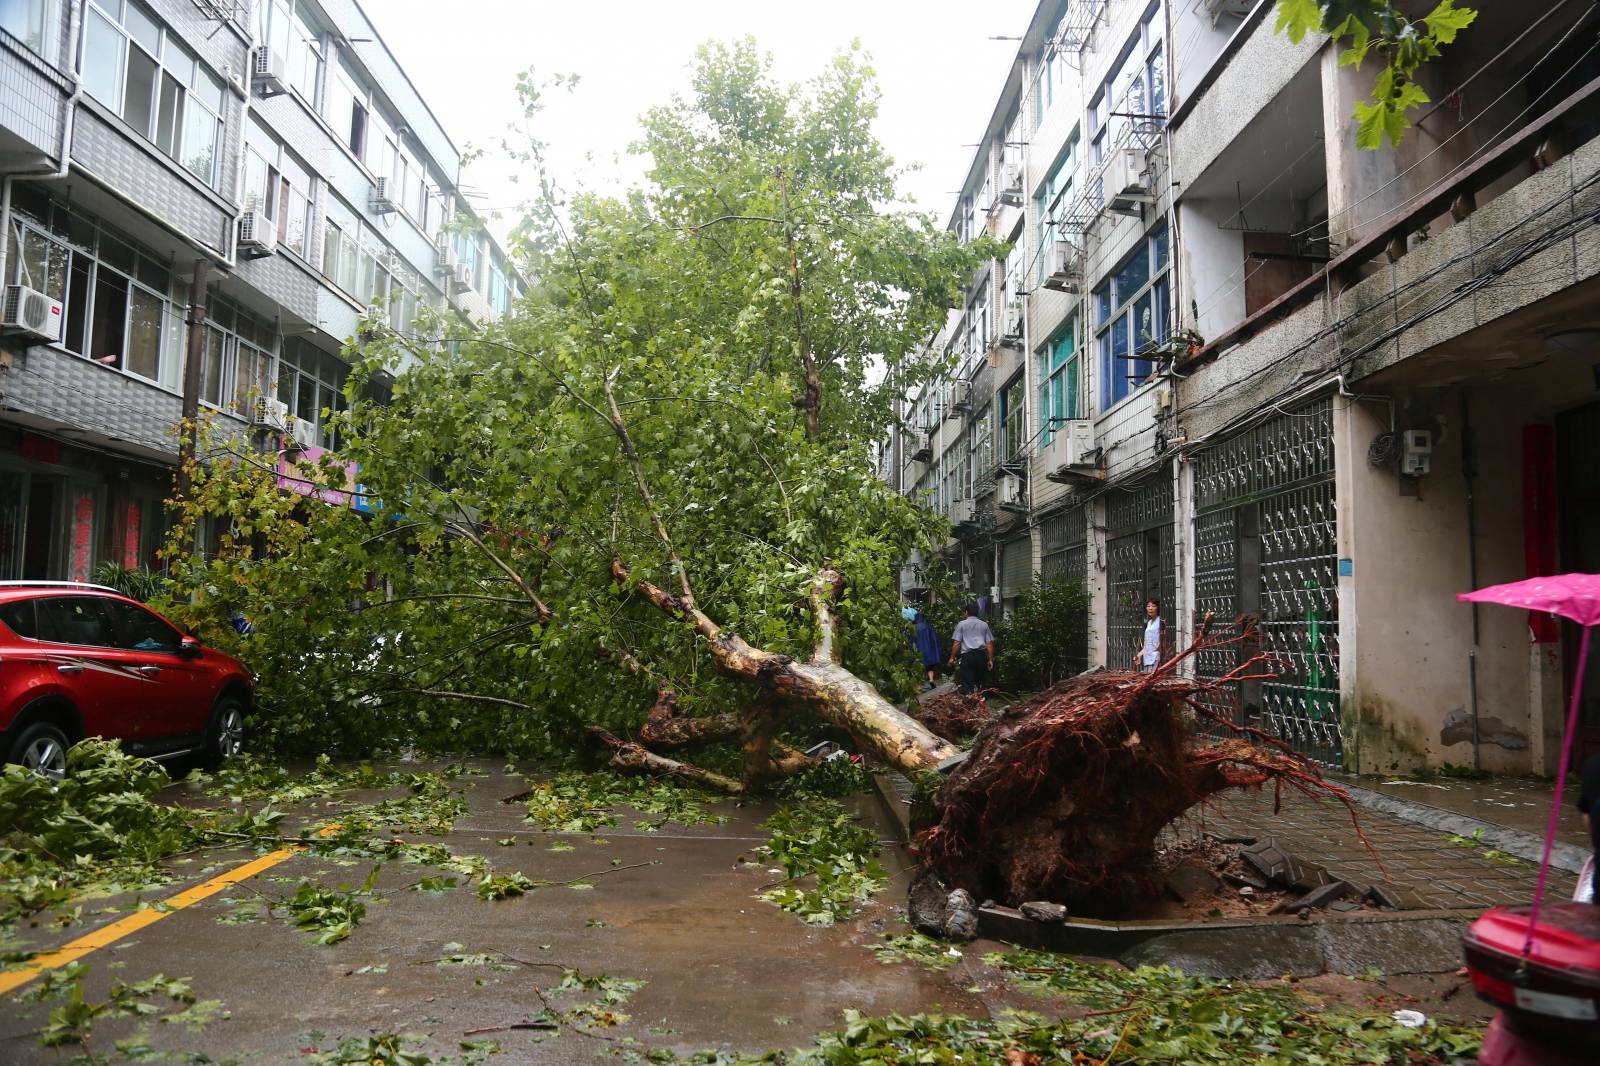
1458,573,1600,957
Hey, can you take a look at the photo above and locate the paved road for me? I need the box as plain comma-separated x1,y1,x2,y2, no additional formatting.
0,763,1001,1063
1,761,1496,1063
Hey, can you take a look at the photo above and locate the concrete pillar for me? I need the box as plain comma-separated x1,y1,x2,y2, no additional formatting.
1174,453,1195,670
1089,496,1108,668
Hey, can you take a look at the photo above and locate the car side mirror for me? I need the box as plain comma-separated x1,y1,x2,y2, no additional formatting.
178,635,203,659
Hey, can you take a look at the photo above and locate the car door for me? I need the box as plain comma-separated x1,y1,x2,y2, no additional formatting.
97,597,207,739
32,595,147,740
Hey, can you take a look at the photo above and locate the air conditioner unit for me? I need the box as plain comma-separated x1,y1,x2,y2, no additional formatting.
1105,147,1153,217
949,379,971,413
1043,240,1083,293
251,46,288,96
236,209,277,258
433,237,454,274
2,284,63,343
998,473,1026,511
1044,419,1100,482
1004,303,1025,339
369,177,397,215
449,261,472,295
997,164,1024,208
910,431,933,464
253,397,290,431
949,497,975,528
286,416,318,451
1203,0,1255,25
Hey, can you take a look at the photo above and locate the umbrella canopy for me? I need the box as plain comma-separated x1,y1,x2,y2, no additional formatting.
1456,573,1600,626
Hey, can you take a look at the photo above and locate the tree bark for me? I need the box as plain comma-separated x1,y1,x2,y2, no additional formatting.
612,558,960,773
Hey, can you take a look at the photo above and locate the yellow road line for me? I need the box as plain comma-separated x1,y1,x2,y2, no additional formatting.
0,827,337,996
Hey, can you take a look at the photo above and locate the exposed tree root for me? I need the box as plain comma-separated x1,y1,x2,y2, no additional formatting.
915,618,1377,909
914,690,991,743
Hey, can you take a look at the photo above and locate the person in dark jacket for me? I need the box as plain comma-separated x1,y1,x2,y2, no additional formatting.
912,610,943,687
1578,752,1600,904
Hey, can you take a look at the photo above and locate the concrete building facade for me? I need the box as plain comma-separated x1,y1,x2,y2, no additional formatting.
0,0,518,579
890,0,1600,775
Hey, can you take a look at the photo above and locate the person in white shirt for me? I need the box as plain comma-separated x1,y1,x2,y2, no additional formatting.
1134,598,1165,672
948,604,996,694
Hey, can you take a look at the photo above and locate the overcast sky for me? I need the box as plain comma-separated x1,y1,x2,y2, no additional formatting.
365,0,1039,236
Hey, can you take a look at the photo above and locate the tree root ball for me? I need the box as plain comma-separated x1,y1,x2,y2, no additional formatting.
914,665,1362,913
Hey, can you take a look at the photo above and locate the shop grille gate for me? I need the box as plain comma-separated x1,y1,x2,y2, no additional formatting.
1105,472,1175,670
1040,503,1089,674
1193,398,1342,766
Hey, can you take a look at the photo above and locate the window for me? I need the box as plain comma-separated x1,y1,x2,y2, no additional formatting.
82,1,225,186
102,599,181,652
1035,132,1079,285
1089,4,1166,161
326,59,369,159
0,598,38,639
1038,326,1079,447
6,188,184,390
277,339,349,448
970,402,993,478
1095,221,1170,410
257,0,324,104
197,300,276,417
36,597,115,647
243,119,316,258
999,375,1026,463
0,0,60,57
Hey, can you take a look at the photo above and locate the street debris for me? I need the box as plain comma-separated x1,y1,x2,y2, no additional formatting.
754,800,887,925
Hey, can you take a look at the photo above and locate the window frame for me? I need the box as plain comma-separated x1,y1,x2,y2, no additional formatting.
1094,220,1170,412
1038,320,1080,448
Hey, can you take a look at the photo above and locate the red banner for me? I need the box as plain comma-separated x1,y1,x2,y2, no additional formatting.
1522,424,1559,643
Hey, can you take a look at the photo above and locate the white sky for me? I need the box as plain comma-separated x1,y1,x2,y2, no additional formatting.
365,0,1039,237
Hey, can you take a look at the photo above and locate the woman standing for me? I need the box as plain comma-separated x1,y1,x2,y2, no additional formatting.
1133,598,1165,673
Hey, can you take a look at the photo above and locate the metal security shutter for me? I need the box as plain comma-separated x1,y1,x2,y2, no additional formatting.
1192,397,1340,766
1105,470,1175,670
1000,536,1032,599
1039,503,1090,672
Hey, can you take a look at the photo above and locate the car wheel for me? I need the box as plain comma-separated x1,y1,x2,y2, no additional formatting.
203,696,247,769
7,721,71,781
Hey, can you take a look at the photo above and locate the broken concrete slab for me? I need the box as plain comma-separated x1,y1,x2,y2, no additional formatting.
1290,880,1354,911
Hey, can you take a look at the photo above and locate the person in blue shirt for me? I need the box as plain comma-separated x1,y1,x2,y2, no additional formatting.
911,610,943,687
948,604,995,695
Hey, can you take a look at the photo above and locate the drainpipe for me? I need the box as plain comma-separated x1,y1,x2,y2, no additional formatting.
0,0,85,290
1462,391,1482,770
173,258,212,512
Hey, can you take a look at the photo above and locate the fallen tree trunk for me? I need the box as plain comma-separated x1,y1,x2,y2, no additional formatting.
613,559,959,773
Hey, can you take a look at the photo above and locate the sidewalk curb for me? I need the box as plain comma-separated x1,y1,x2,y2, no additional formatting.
1336,779,1588,876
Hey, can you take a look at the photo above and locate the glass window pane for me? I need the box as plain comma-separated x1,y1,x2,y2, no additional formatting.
37,597,116,647
126,285,162,380
160,298,183,391
82,8,126,111
89,268,129,369
297,372,317,428
181,106,217,183
122,45,158,136
193,69,224,113
124,1,159,54
156,74,182,156
103,598,181,652
164,41,194,86
201,326,224,405
1114,245,1149,309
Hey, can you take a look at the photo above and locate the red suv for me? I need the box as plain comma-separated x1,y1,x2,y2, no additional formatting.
0,583,252,778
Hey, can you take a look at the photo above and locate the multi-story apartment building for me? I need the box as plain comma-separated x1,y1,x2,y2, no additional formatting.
0,0,519,579
892,0,1600,776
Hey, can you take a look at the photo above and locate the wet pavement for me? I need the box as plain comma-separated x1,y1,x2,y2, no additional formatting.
1180,785,1580,911
0,762,1073,1063
1335,772,1590,851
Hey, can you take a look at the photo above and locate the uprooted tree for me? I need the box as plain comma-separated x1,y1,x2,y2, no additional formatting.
162,42,983,781
158,41,1360,909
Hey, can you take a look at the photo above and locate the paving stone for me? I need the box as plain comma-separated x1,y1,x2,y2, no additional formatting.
1020,901,1067,923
